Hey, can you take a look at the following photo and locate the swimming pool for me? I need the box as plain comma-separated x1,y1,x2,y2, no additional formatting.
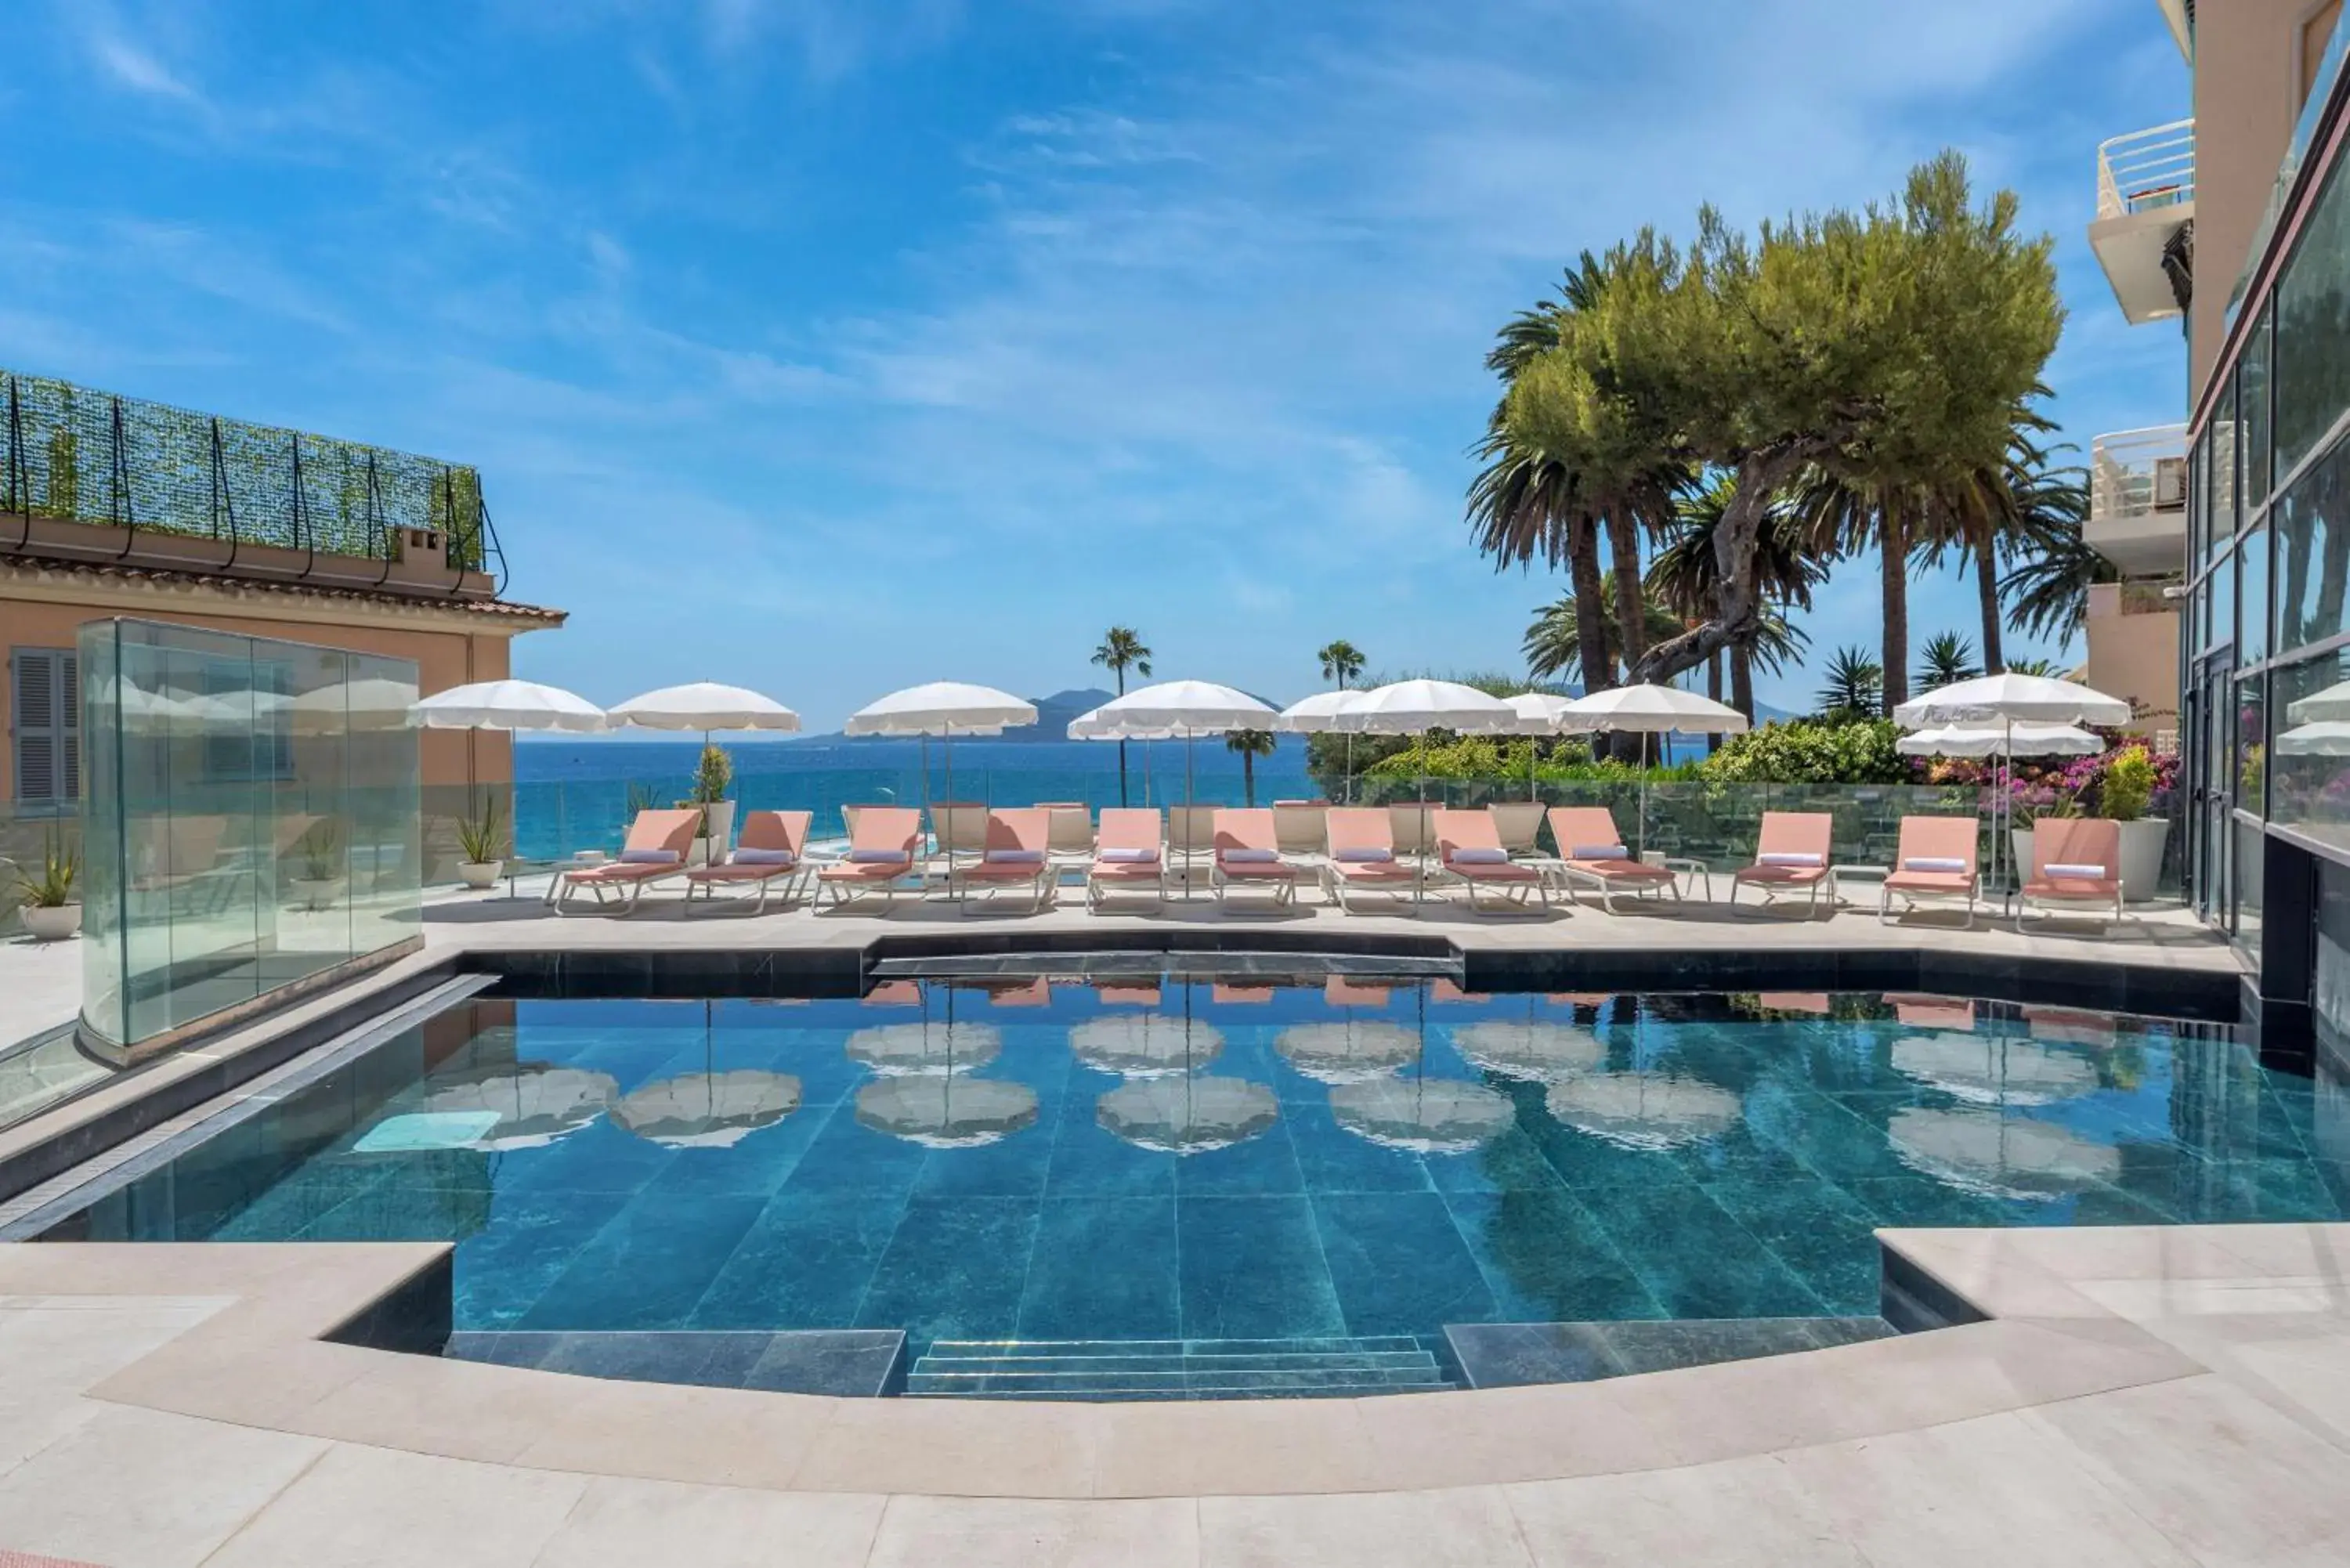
38,974,2346,1394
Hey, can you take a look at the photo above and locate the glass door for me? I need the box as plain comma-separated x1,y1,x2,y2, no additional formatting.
2196,659,2234,927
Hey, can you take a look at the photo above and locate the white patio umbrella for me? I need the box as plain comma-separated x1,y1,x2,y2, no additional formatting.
1278,689,1366,801
1074,681,1279,873
294,676,420,734
1505,692,1577,801
609,682,801,739
413,679,607,733
1895,674,2131,903
1557,684,1749,854
1326,681,1517,899
845,682,1038,887
1896,723,2102,759
1097,1075,1279,1153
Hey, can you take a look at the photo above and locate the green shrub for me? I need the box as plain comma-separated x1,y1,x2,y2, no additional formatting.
1698,719,1908,786
2102,746,2155,822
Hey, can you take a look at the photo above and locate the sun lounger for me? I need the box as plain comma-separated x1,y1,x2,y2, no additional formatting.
1320,807,1419,914
683,809,812,915
817,807,923,909
1040,804,1096,880
1210,808,1304,909
1086,807,1168,910
1543,806,1681,912
1730,811,1835,918
1388,800,1439,862
1433,809,1550,916
554,808,700,914
2018,818,2125,934
927,801,988,883
1879,815,1980,927
951,807,1058,914
1168,805,1219,893
1273,802,1329,862
1488,801,1547,859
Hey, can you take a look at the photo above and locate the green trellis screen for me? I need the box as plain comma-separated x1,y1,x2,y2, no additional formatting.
2,370,492,573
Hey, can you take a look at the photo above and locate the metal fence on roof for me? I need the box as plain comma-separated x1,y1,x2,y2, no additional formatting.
0,369,501,582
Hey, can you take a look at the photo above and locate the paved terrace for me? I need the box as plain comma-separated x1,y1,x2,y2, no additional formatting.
1,1224,2348,1563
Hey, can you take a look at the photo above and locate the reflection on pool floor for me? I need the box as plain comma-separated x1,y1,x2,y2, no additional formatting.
50,981,2349,1354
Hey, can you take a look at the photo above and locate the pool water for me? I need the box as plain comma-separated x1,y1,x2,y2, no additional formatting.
48,979,2348,1354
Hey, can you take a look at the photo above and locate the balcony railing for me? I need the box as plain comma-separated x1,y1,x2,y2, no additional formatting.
1,370,501,583
2090,425,2191,523
2097,119,2196,221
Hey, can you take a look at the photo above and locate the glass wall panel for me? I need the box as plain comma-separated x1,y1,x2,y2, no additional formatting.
2275,431,2350,652
2276,143,2350,479
2212,374,2240,566
2192,427,2211,563
2211,546,2237,653
2234,817,2263,951
2238,670,2268,819
2240,526,2272,666
2245,302,2275,514
2270,647,2350,854
77,620,421,1060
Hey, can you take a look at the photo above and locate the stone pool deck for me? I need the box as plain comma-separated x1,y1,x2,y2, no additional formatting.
2,1223,2348,1564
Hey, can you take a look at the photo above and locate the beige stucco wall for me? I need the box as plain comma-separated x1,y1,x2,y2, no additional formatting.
0,590,524,802
2192,0,2329,403
2084,584,2182,734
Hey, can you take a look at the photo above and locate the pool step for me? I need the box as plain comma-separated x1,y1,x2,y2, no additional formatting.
907,1336,1459,1400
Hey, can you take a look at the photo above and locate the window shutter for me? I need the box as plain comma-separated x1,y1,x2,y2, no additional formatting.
10,649,74,804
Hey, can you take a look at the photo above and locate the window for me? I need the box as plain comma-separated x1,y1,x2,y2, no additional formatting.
2211,546,2238,654
2271,649,2350,841
2245,302,2275,514
2275,432,2350,652
2191,426,2211,563
2238,670,2268,819
2213,372,2240,563
2275,139,2350,479
9,647,79,807
2242,525,2273,666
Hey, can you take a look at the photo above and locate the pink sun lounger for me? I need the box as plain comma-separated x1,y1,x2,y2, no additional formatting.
554,808,700,915
1433,809,1549,916
683,808,813,915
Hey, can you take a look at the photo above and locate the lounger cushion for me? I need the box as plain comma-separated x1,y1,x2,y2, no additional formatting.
733,848,797,866
2044,862,2107,879
1335,847,1394,863
848,848,912,865
1098,847,1159,863
1222,848,1278,863
985,849,1047,865
1570,844,1629,860
1758,852,1823,868
620,848,682,865
1901,857,1968,873
1886,870,1973,891
1450,847,1509,865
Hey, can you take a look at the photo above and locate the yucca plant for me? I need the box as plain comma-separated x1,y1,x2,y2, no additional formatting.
456,797,508,865
1912,631,1980,693
1814,645,1885,720
13,829,78,908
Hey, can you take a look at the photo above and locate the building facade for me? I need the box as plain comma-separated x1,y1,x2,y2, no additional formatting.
1,370,563,869
2105,1,2350,1042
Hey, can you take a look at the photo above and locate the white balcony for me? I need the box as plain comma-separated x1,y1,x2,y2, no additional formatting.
2087,425,2190,576
2090,119,2196,324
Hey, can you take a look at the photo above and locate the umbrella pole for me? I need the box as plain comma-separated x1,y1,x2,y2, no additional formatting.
945,729,958,905
1186,732,1197,900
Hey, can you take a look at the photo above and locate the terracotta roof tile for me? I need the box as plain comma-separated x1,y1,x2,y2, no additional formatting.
0,551,566,623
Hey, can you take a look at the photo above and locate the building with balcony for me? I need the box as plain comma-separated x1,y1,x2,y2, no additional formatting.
2089,119,2197,325
0,370,565,828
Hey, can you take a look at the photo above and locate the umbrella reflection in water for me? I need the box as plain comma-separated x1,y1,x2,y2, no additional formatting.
1890,1031,2098,1108
1450,1020,1606,1084
1546,1071,1741,1152
1889,1107,2121,1201
1070,1015,1224,1078
613,1070,802,1149
844,1020,1003,1077
1275,1021,1420,1085
1098,1077,1279,1154
421,1064,618,1151
1329,1076,1515,1154
855,1076,1040,1148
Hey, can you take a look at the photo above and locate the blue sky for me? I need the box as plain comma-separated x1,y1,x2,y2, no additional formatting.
5,0,2189,728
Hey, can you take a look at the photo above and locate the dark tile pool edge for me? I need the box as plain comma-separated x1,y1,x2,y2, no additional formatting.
1878,1245,1993,1334
0,974,499,1240
0,961,479,1211
327,1247,455,1357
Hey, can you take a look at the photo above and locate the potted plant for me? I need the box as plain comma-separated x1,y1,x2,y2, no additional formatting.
2006,782,2078,878
456,796,508,890
13,831,81,941
678,743,735,867
2101,745,2166,902
288,819,345,912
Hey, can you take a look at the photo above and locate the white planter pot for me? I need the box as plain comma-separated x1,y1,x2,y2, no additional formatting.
20,903,80,941
686,800,735,867
2115,818,2167,903
458,861,504,891
2010,826,2034,882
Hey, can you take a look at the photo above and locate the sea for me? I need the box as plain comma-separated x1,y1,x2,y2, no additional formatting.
506,735,1316,860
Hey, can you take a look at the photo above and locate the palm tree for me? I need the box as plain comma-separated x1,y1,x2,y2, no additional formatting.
1792,464,1929,714
1225,728,1277,807
1817,645,1884,719
1091,627,1152,807
1522,576,1683,684
2005,656,2066,677
1998,461,2102,650
1647,473,1826,721
1913,631,1980,693
1911,392,2066,674
1316,640,1366,690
